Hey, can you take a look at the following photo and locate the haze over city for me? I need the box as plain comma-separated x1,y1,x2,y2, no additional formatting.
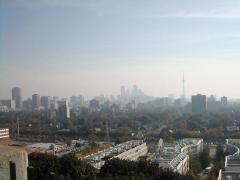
1,0,240,99
2,1,240,180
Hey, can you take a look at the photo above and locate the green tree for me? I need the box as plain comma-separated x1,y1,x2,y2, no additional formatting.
215,145,224,162
199,146,211,169
189,154,202,174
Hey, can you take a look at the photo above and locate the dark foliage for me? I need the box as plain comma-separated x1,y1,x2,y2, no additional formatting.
28,153,96,180
99,158,195,180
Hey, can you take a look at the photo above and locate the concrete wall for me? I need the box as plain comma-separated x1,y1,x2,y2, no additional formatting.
0,146,28,180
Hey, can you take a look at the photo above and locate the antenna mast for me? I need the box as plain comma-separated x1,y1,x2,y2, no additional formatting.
182,73,186,100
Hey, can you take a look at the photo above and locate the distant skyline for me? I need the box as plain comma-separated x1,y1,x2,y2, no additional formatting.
1,0,240,99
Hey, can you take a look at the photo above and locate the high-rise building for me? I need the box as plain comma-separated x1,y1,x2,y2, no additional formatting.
121,86,126,98
89,99,99,112
57,100,70,120
12,87,22,109
221,96,228,106
32,94,41,109
41,96,51,109
191,94,207,113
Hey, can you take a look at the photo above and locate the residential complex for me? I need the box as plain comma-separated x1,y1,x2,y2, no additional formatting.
218,139,240,180
0,128,10,139
82,140,148,169
155,138,203,174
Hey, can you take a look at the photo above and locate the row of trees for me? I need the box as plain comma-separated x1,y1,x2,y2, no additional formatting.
28,153,198,180
28,153,96,180
1,108,240,143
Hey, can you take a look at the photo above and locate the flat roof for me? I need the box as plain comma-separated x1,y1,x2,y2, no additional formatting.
0,145,27,157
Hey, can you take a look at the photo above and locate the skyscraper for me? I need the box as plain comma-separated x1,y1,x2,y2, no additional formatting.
41,96,51,109
221,96,228,106
57,100,70,120
32,94,41,109
120,86,126,98
12,87,22,109
191,94,207,113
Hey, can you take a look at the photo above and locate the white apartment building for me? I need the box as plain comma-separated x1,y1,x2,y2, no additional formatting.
218,139,240,180
0,128,10,139
83,140,148,169
155,138,203,175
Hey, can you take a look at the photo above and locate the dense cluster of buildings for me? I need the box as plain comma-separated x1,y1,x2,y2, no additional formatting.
155,138,203,174
0,86,231,117
191,94,228,113
0,87,71,121
218,139,240,180
82,140,148,169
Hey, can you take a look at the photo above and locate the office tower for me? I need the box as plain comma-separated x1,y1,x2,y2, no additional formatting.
41,96,51,109
0,100,15,110
132,85,138,97
32,94,41,109
121,86,126,98
89,99,99,112
12,87,22,109
191,94,207,113
221,96,228,106
58,100,70,120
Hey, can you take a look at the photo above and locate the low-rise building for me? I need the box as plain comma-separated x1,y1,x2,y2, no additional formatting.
218,139,240,180
155,138,203,175
0,105,9,112
0,128,10,139
83,140,148,169
0,100,15,110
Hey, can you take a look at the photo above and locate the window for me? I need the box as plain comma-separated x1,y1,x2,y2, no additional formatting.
9,161,16,180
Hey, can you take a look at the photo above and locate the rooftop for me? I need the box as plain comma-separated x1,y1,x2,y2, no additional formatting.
0,145,27,157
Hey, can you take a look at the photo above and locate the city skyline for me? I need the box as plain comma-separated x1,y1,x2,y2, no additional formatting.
1,0,240,99
0,85,232,102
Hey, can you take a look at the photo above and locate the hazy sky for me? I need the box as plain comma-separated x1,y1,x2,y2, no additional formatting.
1,0,240,99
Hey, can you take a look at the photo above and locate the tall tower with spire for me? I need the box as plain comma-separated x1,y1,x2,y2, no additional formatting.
182,73,186,103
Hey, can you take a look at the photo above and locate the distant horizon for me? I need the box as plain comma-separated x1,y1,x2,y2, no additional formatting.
1,0,240,99
0,84,238,101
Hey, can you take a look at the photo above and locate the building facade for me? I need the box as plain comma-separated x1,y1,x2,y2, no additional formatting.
0,128,10,139
83,140,148,169
32,94,41,109
41,96,51,109
191,94,207,113
155,138,203,175
0,146,28,180
58,100,70,120
12,87,22,109
218,139,240,180
0,100,15,110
